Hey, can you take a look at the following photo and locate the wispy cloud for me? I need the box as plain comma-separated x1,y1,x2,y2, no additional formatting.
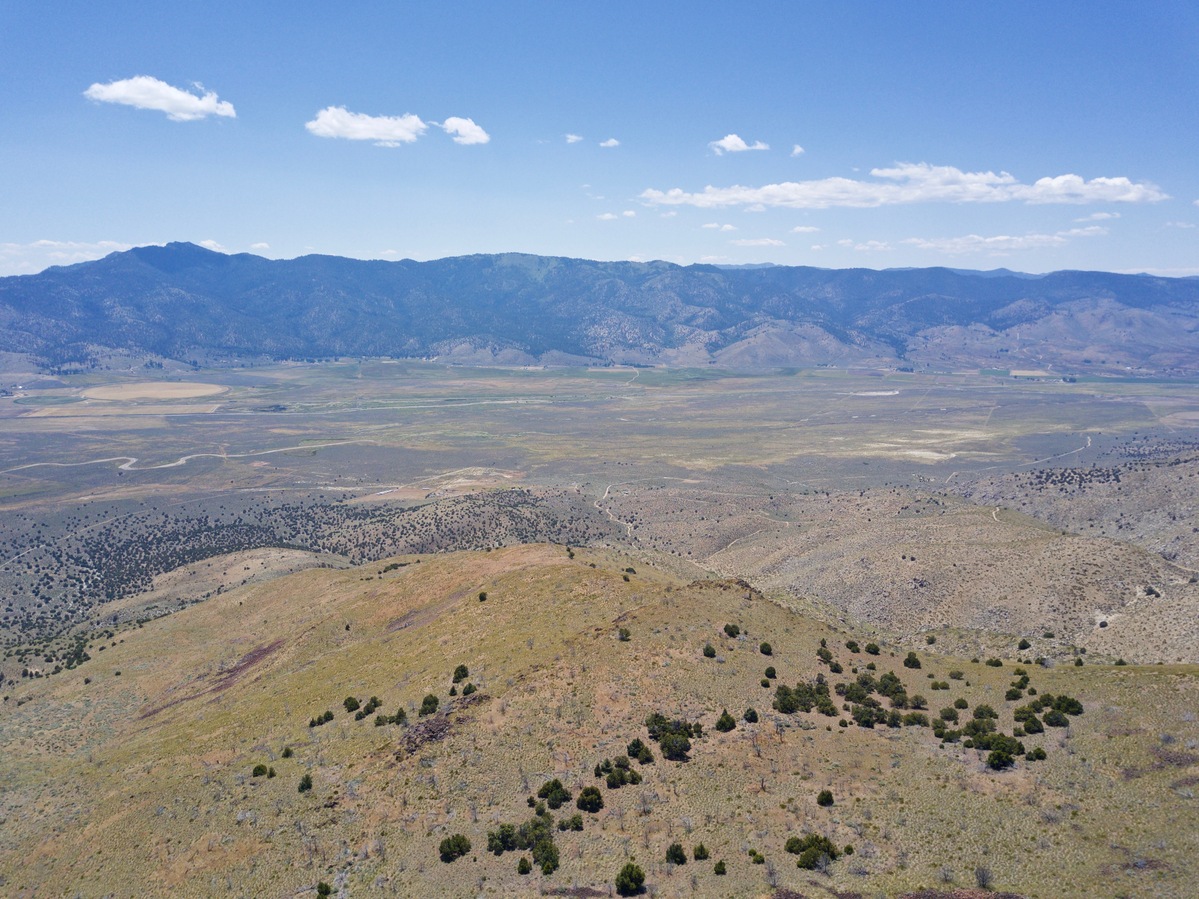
565,133,583,144
597,212,619,220
790,225,820,233
439,116,490,145
1074,211,1120,222
731,237,784,247
642,162,1168,209
622,210,636,218
250,242,270,251
599,138,620,148
199,239,227,252
1165,221,1196,229
709,134,769,155
702,223,737,231
902,225,1108,254
84,76,235,121
790,145,805,157
305,106,426,146
0,239,134,276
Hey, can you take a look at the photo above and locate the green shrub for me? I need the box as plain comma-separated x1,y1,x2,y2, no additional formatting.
985,658,1003,667
987,749,1016,770
760,642,773,655
846,640,860,653
703,644,716,658
764,666,777,679
715,710,736,732
724,624,740,638
537,778,572,810
1044,708,1069,727
666,842,687,865
926,634,937,644
439,833,471,862
940,707,959,723
462,683,477,696
714,860,727,875
694,843,710,860
419,694,439,716
343,696,360,713
1018,638,1031,650
316,883,331,897
744,707,759,723
298,773,313,793
903,652,921,669
615,862,645,895
557,814,583,832
948,669,964,680
251,763,267,777
281,746,293,759
577,786,604,813
865,642,881,655
627,738,654,764
452,664,469,683
816,789,834,807
618,627,631,642
787,833,840,869
954,697,969,709
517,856,532,875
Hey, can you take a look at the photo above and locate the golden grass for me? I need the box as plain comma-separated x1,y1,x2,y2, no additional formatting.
1,545,1197,897
82,382,228,401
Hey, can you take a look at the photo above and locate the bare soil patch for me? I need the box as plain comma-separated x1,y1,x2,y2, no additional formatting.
83,381,228,401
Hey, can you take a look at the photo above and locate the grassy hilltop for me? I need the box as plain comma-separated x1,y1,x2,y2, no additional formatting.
2,544,1196,898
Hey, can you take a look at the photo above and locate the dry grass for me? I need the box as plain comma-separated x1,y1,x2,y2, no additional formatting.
1,545,1196,898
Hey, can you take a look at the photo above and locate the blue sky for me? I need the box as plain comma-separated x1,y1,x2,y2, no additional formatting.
2,1,1197,276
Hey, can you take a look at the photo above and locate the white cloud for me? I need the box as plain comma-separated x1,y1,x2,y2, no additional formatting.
84,76,236,121
0,239,134,276
439,116,490,145
709,134,769,155
199,239,227,252
565,133,583,143
790,225,821,233
699,255,729,263
641,162,1168,209
853,240,891,252
1074,211,1120,222
902,225,1107,255
702,223,737,231
599,138,620,148
731,238,784,247
305,106,427,146
597,213,619,220
791,145,805,157
622,210,636,218
1166,221,1196,229
659,211,677,218
250,242,270,251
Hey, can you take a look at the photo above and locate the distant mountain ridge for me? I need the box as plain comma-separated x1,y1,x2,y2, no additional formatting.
2,242,1197,373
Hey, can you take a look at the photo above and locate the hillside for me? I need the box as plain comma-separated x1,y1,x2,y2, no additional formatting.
2,244,1198,374
2,544,1196,898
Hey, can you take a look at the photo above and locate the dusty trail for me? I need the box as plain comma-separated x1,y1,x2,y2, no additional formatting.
1,440,373,474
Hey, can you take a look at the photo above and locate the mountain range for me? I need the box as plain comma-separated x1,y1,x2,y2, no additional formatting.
2,242,1197,373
